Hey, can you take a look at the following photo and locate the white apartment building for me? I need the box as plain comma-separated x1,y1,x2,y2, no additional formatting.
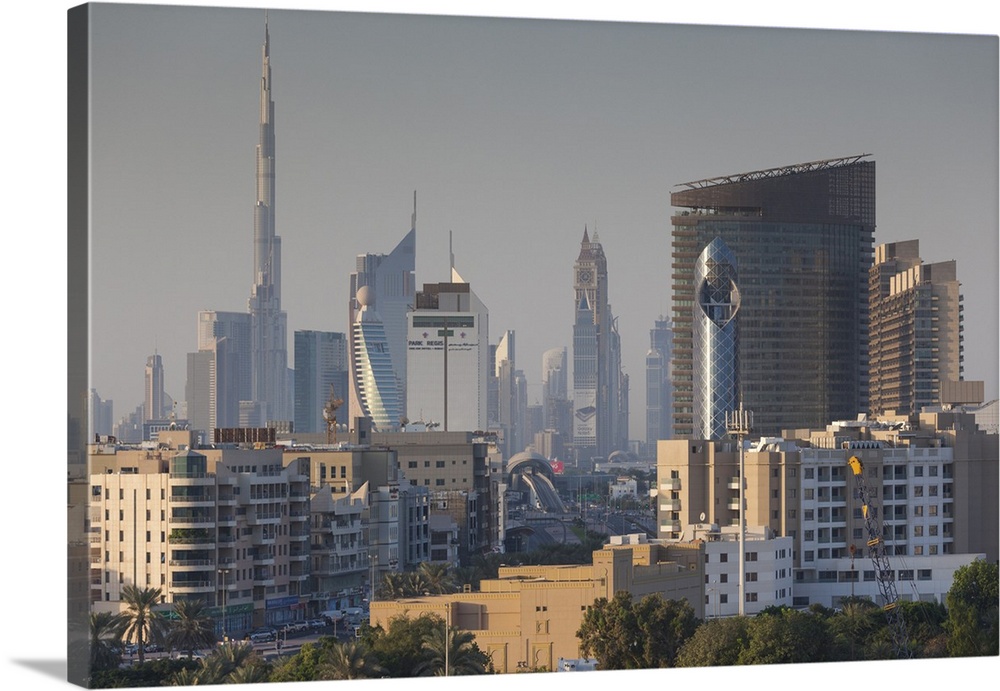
695,525,794,618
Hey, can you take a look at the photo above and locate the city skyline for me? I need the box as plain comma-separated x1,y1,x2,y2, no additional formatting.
86,4,997,444
7,3,994,691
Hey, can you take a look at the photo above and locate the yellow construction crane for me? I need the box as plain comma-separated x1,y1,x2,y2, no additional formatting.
847,455,911,658
323,384,344,444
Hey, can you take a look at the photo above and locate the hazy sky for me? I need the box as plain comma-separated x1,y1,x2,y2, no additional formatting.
87,2,998,440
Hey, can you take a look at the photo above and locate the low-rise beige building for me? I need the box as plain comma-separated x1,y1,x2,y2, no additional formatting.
369,538,703,673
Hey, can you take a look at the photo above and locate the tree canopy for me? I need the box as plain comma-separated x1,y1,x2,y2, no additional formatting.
576,591,699,669
946,559,999,657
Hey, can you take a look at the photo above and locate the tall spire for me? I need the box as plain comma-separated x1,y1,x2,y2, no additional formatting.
582,225,590,245
248,12,289,422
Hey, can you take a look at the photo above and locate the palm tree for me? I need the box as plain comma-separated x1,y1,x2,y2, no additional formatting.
415,621,488,676
227,661,272,684
317,640,385,680
418,562,456,594
166,599,217,658
120,585,166,664
89,611,126,672
192,641,259,684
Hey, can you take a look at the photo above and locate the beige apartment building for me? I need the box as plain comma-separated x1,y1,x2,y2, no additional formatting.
369,538,703,673
373,430,494,563
90,429,314,634
869,240,971,417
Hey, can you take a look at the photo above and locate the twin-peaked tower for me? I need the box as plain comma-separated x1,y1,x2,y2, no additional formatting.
247,17,290,424
573,228,628,461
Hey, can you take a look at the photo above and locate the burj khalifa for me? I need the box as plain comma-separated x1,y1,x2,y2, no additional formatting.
248,16,290,423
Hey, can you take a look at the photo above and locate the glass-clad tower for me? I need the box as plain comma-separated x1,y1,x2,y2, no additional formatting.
694,238,740,440
351,287,402,432
670,155,875,438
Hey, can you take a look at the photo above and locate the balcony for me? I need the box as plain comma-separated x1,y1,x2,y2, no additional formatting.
660,479,681,490
660,520,681,532
169,558,215,568
727,477,741,490
169,580,214,592
727,499,741,511
660,499,681,511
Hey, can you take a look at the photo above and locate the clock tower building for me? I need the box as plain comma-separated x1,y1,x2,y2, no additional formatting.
572,227,626,462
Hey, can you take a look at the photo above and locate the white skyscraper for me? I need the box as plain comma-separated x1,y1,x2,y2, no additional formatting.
348,196,417,424
406,269,489,432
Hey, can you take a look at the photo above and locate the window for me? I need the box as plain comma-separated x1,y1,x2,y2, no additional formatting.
804,468,814,479
914,466,924,477
899,570,914,581
746,552,758,562
804,551,814,562
435,479,445,486
913,505,924,517
746,572,758,582
804,488,814,500
804,510,814,521
720,574,728,583
918,569,932,581
720,553,728,563
436,461,446,468
914,486,923,497
408,461,417,469
804,530,814,541
929,465,939,477
929,525,938,536
914,546,923,555
745,592,758,603
929,505,938,517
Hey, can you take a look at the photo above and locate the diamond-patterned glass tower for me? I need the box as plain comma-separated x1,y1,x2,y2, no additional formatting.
694,237,741,440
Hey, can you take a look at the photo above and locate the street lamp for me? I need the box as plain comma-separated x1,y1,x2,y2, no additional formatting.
217,567,231,643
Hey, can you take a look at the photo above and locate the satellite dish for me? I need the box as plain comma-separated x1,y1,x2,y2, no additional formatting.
700,512,706,522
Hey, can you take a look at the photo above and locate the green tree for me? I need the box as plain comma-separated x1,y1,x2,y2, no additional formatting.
177,641,264,685
89,611,126,673
165,599,216,658
576,591,699,670
827,597,886,661
675,617,751,667
317,640,386,680
414,619,490,676
946,559,999,657
120,585,166,665
738,608,832,664
362,613,449,677
268,638,334,683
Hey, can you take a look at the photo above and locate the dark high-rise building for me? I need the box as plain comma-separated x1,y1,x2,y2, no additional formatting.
247,18,290,423
294,330,349,434
670,155,875,438
572,228,628,460
646,317,673,450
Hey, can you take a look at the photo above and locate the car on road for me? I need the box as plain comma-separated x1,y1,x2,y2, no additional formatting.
307,619,327,629
247,628,277,643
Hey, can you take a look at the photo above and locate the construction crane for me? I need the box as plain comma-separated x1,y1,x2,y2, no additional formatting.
322,384,344,444
847,455,911,658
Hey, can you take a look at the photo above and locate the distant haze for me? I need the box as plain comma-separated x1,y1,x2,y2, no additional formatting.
87,2,998,440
